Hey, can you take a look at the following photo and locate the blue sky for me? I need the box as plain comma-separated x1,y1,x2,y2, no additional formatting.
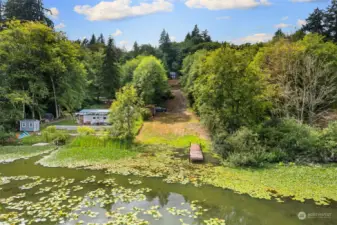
44,0,330,50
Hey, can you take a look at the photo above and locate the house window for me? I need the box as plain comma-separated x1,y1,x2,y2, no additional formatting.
22,122,26,128
93,117,96,119
104,117,107,120
29,122,33,128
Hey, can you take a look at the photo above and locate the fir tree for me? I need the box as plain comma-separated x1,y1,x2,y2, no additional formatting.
303,8,326,35
101,37,120,98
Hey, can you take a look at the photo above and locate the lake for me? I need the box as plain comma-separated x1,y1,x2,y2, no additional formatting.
0,156,336,225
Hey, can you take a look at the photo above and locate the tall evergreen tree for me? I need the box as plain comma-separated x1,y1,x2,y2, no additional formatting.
185,32,191,41
4,0,53,27
201,30,212,42
97,33,105,44
190,25,203,44
159,29,171,50
273,29,286,41
303,8,326,36
81,38,89,47
325,0,337,41
89,34,97,45
191,25,200,38
101,37,120,98
133,41,140,57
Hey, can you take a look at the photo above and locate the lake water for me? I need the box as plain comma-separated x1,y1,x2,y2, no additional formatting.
0,156,336,225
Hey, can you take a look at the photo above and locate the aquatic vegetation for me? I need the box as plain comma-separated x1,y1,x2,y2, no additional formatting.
0,146,55,163
204,218,226,225
98,178,117,187
81,175,96,184
38,142,337,205
0,173,227,225
128,179,142,185
144,206,162,220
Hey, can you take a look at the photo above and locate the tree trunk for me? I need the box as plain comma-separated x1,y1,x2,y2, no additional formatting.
50,76,59,119
23,103,25,119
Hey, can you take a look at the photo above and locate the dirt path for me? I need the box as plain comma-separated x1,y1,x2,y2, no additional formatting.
137,80,210,142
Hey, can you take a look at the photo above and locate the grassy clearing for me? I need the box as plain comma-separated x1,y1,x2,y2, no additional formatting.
0,146,55,163
137,112,210,151
48,119,77,126
140,134,210,152
38,136,138,168
19,135,46,145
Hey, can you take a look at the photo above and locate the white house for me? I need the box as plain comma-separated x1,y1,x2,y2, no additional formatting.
20,119,40,132
75,109,110,125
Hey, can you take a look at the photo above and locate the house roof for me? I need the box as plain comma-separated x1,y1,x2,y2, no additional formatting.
77,109,110,115
20,119,39,122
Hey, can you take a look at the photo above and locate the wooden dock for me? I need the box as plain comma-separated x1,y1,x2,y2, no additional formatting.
189,143,204,162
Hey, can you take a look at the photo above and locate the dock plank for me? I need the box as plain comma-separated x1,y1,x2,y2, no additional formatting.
190,144,204,162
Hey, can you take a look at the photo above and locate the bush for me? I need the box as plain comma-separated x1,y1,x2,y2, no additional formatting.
77,126,95,136
258,118,322,162
227,151,268,167
53,132,70,146
212,131,230,158
320,121,337,162
226,127,266,153
140,108,152,121
45,126,57,133
41,127,70,145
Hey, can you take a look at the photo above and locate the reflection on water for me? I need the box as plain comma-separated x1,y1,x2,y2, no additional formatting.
0,156,336,225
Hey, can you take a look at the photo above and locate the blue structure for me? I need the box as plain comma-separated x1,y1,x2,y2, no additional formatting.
18,131,30,139
20,119,40,132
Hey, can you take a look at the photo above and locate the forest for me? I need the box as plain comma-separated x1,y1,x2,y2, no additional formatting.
1,0,337,168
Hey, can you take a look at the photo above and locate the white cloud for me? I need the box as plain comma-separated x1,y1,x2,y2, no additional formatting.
232,33,273,45
291,0,320,2
74,0,173,21
55,23,66,30
118,40,132,51
297,19,307,27
112,29,123,37
47,7,59,19
185,0,271,10
170,35,176,41
274,23,292,29
281,16,289,21
216,16,231,20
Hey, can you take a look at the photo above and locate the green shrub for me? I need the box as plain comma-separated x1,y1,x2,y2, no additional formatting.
20,135,45,145
77,126,95,136
212,131,230,158
258,118,321,162
226,127,265,153
215,127,269,167
53,132,70,146
70,136,131,149
227,151,268,167
45,126,57,133
41,128,70,145
140,108,152,121
320,121,337,162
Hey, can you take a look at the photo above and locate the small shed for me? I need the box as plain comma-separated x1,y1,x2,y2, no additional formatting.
20,119,40,132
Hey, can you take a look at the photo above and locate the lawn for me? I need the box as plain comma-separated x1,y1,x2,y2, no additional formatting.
38,136,139,168
0,145,55,163
137,112,211,151
48,119,77,126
